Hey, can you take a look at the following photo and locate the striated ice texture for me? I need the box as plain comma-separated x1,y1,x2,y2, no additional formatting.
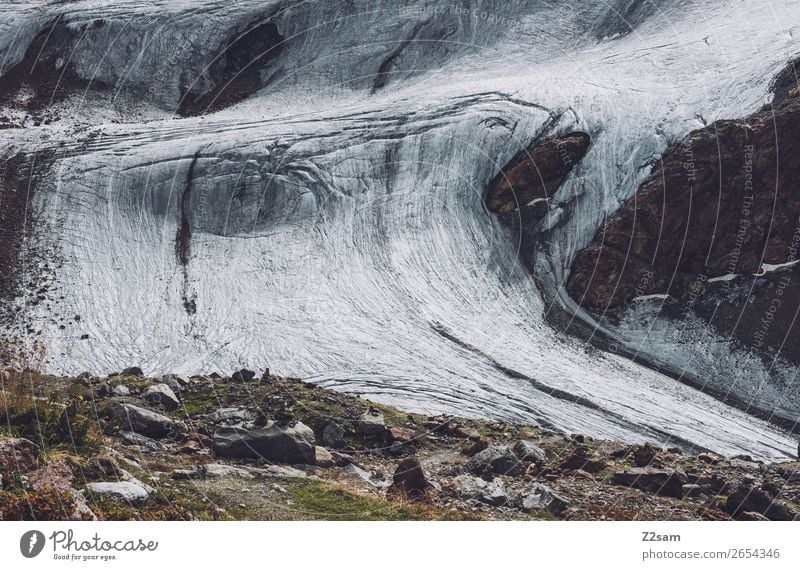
2,0,800,458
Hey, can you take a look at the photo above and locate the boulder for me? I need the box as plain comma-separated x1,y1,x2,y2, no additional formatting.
0,437,39,474
27,461,73,493
559,453,606,474
111,384,131,397
466,445,525,477
455,426,482,441
112,404,177,439
85,481,150,506
512,440,547,463
340,463,384,487
322,422,346,448
142,383,180,411
612,467,687,498
632,443,657,467
388,426,416,443
452,475,509,506
357,409,386,437
231,368,256,382
315,446,335,468
212,422,316,464
519,483,569,515
201,464,254,479
726,485,795,521
209,407,255,424
121,366,144,377
119,431,166,451
387,458,432,500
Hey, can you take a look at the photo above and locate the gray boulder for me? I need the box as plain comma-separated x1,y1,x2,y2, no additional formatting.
209,407,255,424
512,440,547,463
142,383,180,411
113,404,177,439
519,483,569,515
213,422,316,464
357,409,386,437
111,384,131,397
453,475,509,506
466,445,525,477
121,367,144,377
120,431,165,451
85,482,150,506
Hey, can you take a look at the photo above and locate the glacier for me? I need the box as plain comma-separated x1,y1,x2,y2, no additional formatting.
1,0,800,459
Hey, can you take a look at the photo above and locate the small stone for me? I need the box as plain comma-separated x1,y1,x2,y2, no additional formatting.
111,384,131,397
697,452,721,464
209,407,255,424
198,464,253,479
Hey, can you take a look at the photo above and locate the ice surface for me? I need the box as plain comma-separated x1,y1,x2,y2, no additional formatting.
2,0,800,458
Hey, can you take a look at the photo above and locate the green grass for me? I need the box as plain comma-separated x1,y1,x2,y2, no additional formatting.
288,480,483,521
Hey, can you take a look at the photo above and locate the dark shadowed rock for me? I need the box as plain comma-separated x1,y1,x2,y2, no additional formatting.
559,453,606,474
231,368,256,382
213,422,316,464
387,457,432,500
486,132,591,216
112,403,177,439
121,366,144,377
613,467,687,498
633,443,657,467
466,445,525,477
322,422,346,449
726,485,795,521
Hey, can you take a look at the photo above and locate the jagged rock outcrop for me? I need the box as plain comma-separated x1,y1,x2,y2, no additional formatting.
486,132,590,222
567,59,800,362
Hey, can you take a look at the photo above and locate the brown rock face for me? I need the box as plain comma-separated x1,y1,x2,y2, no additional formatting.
387,457,432,501
486,133,591,217
569,69,800,312
0,437,40,475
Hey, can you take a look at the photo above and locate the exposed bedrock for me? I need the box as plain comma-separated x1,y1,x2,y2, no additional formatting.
567,59,800,363
484,132,590,250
